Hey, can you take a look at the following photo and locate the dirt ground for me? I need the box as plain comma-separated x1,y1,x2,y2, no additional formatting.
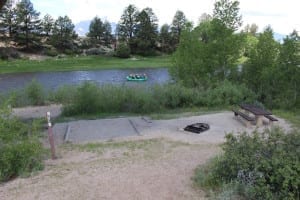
0,105,291,200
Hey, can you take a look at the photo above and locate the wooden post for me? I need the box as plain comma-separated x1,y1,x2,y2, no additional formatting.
47,112,56,160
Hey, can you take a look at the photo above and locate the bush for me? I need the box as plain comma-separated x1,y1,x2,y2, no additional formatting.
0,101,45,182
85,48,106,56
115,42,131,58
63,82,100,115
0,47,20,60
45,48,58,57
194,128,300,199
25,79,45,106
201,80,256,107
49,85,77,104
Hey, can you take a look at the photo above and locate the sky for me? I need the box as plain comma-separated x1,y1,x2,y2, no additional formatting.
30,0,300,35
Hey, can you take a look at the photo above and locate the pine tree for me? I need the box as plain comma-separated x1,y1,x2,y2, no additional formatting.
117,4,139,42
0,0,17,39
51,16,77,50
159,24,173,53
15,0,40,49
103,20,113,46
87,16,104,44
41,14,54,37
170,10,188,47
134,7,158,55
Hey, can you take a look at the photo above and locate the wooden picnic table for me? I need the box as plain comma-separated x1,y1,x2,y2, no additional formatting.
240,104,272,126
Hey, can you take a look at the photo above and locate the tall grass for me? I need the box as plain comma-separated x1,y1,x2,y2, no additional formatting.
61,81,255,116
0,80,256,116
0,101,45,182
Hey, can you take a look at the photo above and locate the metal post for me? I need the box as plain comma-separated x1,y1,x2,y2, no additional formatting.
47,111,56,159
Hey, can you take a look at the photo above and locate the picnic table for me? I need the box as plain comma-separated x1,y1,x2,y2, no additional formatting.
240,104,272,126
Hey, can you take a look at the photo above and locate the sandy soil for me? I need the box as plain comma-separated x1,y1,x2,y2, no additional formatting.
0,139,220,200
2,106,291,200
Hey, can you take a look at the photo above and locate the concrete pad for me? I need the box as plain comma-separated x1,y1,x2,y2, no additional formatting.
61,118,143,143
52,112,291,144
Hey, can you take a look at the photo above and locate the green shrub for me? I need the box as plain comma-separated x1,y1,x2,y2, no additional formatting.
25,79,45,106
85,48,105,55
194,128,300,199
63,82,100,115
45,49,58,57
49,85,77,104
202,80,256,107
0,101,45,182
115,42,131,58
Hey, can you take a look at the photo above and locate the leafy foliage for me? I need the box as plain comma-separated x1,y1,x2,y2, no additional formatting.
275,31,300,109
172,18,243,87
0,101,45,182
194,128,300,199
243,27,280,107
25,79,45,105
213,0,242,31
115,42,131,58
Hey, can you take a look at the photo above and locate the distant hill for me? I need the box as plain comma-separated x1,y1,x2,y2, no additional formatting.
75,20,117,36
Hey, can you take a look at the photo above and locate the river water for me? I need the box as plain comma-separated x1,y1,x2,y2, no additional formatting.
0,68,171,92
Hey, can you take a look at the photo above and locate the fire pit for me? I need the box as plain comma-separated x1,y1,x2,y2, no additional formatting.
184,123,209,134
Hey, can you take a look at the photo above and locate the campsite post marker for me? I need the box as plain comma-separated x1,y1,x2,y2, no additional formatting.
47,111,56,159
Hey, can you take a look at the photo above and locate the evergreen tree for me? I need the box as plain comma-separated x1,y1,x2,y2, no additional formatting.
117,4,139,42
170,10,187,47
41,14,54,37
87,16,104,44
159,24,173,53
0,0,16,39
15,0,41,49
103,20,113,46
133,7,158,55
51,16,77,50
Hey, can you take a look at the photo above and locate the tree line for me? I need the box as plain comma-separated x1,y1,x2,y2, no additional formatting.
0,0,189,56
171,0,299,109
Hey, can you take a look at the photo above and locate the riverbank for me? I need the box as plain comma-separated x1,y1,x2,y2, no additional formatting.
0,55,171,74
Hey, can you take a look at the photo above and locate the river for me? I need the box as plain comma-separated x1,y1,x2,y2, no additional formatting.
0,68,170,92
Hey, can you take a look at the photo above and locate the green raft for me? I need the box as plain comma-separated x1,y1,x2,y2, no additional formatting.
126,75,147,81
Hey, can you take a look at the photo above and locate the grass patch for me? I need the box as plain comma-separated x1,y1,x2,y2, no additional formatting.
0,55,171,74
149,107,228,120
273,110,300,128
61,138,193,161
61,139,161,155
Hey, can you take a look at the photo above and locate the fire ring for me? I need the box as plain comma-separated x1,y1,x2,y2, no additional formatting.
184,123,209,134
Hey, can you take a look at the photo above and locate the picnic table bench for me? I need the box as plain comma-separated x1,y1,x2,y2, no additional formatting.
232,109,255,127
264,114,278,125
233,104,278,127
